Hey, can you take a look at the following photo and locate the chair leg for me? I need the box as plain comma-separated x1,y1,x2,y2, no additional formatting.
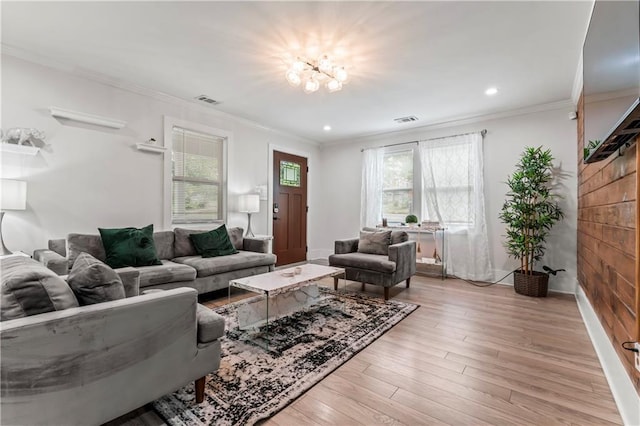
361,282,365,291
333,276,339,291
195,376,206,403
384,287,390,300
406,277,411,288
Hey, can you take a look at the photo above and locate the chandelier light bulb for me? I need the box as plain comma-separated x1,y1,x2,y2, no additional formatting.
285,70,301,86
334,67,348,82
327,79,342,92
318,55,332,73
304,77,320,93
292,60,305,72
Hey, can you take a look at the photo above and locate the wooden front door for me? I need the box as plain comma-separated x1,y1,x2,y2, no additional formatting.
273,151,307,266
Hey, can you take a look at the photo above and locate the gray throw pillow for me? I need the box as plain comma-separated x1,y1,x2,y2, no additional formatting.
173,228,201,257
67,252,125,305
357,230,392,255
362,227,408,245
227,227,244,250
391,231,409,245
1,256,79,321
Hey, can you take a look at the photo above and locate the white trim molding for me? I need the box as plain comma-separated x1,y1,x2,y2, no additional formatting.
575,285,640,426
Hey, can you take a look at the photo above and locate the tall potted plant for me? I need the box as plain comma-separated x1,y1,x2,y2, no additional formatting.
499,146,564,297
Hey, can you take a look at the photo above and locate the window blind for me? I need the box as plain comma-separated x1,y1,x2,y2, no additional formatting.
171,127,224,223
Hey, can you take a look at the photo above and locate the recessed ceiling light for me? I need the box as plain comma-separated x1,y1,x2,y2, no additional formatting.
485,87,498,96
323,125,332,131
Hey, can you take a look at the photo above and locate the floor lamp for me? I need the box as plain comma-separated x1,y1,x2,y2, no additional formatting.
1,179,27,255
238,194,260,237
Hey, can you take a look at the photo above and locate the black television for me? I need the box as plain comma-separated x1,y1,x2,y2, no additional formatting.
583,0,640,163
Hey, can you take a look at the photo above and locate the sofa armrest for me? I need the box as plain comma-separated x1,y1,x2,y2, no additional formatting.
388,241,417,279
196,304,225,344
115,267,141,298
0,288,199,408
335,238,359,254
243,237,269,253
33,249,69,275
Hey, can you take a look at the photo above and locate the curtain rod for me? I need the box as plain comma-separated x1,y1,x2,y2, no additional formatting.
360,129,487,152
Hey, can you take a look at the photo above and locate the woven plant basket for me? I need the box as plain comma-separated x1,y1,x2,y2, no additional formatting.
513,270,549,297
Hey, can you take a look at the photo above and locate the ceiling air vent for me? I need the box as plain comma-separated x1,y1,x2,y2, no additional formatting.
195,95,221,105
394,116,419,124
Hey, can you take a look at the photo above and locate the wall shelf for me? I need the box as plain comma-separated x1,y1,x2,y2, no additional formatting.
136,143,166,154
0,143,39,156
50,106,127,129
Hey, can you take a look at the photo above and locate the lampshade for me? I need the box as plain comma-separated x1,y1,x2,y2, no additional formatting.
238,194,260,213
1,179,27,211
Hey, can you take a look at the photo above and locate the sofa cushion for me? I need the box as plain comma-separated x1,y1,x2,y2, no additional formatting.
358,230,391,255
1,256,79,321
68,233,106,267
98,224,162,269
67,252,126,305
189,225,238,258
362,227,409,245
196,304,225,343
228,227,244,251
153,231,175,260
174,227,202,257
328,252,396,274
135,260,197,288
173,251,277,277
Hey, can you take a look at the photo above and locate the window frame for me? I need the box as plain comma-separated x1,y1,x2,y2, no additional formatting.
163,116,230,228
381,145,422,225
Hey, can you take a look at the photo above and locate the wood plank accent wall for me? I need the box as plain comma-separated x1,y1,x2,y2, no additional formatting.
577,93,639,395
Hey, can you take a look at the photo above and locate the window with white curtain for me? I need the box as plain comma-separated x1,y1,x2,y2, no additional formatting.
362,132,492,280
382,149,415,222
171,127,225,224
420,139,475,227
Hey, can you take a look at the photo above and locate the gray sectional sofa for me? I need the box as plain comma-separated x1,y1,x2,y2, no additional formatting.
34,226,276,295
1,255,225,426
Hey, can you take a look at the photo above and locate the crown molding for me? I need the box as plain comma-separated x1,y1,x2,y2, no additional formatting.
323,99,576,148
1,44,320,147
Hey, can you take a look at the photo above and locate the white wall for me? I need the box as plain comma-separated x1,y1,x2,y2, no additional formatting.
1,55,320,254
316,106,578,293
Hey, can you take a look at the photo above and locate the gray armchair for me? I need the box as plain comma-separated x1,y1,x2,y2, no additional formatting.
328,230,416,300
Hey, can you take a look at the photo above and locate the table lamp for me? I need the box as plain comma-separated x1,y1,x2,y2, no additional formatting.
238,193,260,237
1,179,27,255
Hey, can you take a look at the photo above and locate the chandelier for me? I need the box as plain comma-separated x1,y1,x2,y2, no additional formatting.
285,55,348,93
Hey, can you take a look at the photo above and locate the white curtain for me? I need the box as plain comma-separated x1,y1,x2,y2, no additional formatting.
419,133,493,281
360,147,385,228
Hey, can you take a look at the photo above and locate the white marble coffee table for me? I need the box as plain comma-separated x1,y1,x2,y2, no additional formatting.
228,264,345,350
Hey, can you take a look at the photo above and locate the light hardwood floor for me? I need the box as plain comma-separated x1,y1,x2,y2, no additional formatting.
107,275,622,425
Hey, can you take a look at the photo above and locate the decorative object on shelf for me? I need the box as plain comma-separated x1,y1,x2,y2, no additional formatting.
49,106,127,129
238,194,260,237
0,179,27,255
499,146,564,297
285,54,348,93
1,128,45,155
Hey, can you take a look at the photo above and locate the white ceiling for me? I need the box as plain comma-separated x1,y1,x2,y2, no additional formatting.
1,1,592,144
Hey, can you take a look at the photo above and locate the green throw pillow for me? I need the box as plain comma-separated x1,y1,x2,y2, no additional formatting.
98,224,162,268
189,225,239,258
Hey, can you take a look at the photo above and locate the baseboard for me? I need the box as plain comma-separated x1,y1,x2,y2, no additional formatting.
575,285,640,426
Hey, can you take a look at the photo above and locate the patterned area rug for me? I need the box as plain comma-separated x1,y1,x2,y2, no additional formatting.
152,288,418,426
